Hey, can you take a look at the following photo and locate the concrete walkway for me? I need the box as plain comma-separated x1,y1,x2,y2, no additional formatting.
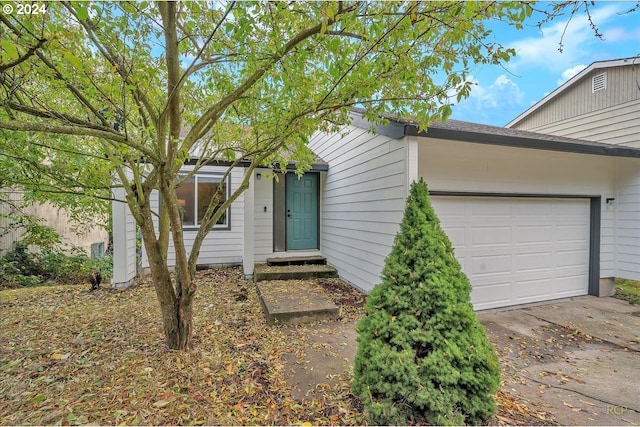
282,296,640,425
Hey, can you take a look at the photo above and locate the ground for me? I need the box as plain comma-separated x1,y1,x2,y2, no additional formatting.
614,277,640,305
3,268,636,425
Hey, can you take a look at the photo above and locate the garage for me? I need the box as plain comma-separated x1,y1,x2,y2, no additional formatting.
431,196,591,310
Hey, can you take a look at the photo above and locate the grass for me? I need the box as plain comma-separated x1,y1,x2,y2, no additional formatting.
0,267,555,426
614,277,640,305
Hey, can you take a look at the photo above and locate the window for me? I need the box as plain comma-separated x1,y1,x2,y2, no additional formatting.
592,72,607,92
175,174,230,229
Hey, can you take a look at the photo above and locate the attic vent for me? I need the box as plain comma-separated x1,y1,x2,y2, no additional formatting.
592,72,607,92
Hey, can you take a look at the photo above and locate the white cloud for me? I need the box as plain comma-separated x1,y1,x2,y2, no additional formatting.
450,74,527,125
466,74,524,108
509,4,621,72
557,64,586,85
602,26,640,43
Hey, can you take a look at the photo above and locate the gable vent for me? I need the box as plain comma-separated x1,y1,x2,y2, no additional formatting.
592,72,607,92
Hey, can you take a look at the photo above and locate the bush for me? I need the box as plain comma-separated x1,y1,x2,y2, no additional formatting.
0,241,112,290
352,179,501,426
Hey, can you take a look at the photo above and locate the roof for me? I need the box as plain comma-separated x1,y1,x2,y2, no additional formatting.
184,157,329,172
506,57,639,128
349,108,640,159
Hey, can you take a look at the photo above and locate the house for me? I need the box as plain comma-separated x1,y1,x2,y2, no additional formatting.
507,57,640,284
507,57,640,147
112,108,640,311
0,189,108,256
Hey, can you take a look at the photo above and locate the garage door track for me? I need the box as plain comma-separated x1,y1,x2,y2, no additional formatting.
478,296,640,425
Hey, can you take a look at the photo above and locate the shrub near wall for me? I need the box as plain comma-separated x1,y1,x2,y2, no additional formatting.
352,179,500,426
0,242,112,289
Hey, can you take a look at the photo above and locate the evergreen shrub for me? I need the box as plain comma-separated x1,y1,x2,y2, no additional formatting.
352,178,500,425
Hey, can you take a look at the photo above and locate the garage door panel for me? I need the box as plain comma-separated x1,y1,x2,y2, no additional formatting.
471,282,512,307
472,226,511,246
516,225,553,243
514,202,552,216
556,249,589,268
554,275,587,296
554,201,589,216
470,203,512,217
515,252,552,272
514,278,552,300
443,226,465,247
556,225,588,242
471,254,512,275
431,196,590,310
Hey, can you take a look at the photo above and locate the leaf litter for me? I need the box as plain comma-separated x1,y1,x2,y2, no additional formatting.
1,267,555,425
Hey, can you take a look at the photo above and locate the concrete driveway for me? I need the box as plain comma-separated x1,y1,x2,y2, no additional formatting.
478,296,640,425
283,295,640,425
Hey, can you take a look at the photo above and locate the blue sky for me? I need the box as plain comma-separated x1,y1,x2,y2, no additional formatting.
449,2,640,127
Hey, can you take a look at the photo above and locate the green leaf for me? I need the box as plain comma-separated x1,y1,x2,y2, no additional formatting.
62,51,83,69
30,395,47,403
75,4,89,21
1,39,19,61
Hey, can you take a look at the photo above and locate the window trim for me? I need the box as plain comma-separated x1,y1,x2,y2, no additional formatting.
176,172,231,231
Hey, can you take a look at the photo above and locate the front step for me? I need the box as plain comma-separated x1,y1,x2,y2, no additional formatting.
254,263,338,282
266,255,327,266
256,280,339,325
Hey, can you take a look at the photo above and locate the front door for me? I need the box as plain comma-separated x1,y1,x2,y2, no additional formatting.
286,173,319,250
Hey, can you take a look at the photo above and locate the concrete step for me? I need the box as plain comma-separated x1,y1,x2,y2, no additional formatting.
266,255,327,266
256,280,339,325
254,263,338,282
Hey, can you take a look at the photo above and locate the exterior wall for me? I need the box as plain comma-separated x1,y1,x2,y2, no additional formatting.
417,138,617,277
112,188,137,288
253,168,274,262
140,165,245,269
615,158,640,281
508,64,640,281
512,65,640,145
0,189,108,255
308,126,409,292
515,100,640,147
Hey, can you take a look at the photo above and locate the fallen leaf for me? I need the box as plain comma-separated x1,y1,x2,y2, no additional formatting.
153,400,171,408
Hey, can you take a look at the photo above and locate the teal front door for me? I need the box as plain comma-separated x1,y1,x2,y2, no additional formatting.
286,173,319,250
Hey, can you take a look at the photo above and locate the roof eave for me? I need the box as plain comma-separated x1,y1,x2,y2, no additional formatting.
406,125,640,159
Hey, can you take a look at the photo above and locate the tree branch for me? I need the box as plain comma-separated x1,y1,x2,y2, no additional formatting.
62,1,160,129
182,3,357,154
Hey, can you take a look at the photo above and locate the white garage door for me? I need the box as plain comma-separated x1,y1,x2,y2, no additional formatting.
431,196,590,310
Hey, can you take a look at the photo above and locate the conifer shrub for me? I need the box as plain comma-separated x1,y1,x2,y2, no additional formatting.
352,179,500,425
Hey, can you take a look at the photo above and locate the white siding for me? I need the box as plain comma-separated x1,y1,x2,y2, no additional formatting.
511,65,640,135
141,165,245,269
308,126,408,292
615,158,640,281
253,168,274,262
418,138,617,277
112,188,137,287
518,100,640,148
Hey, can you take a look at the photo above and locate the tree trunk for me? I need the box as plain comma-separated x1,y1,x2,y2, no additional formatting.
159,297,193,350
137,209,194,350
